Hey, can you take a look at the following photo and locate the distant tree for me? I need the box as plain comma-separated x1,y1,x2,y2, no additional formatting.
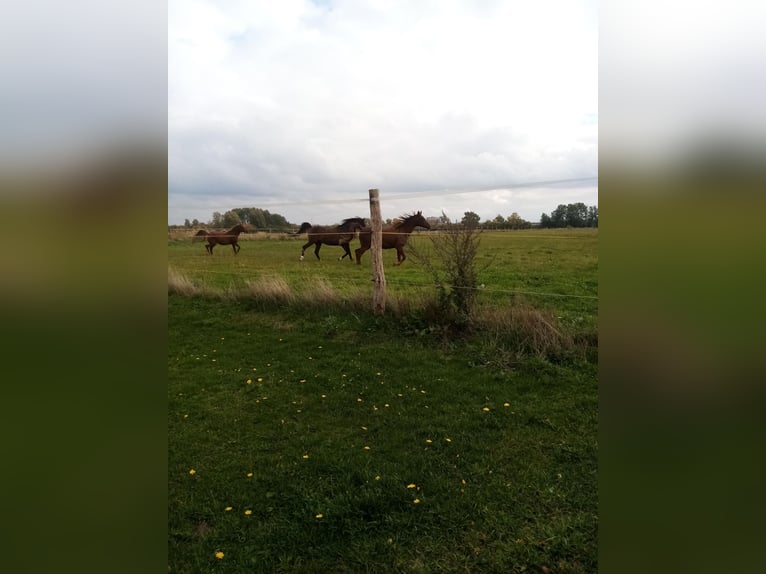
183,218,192,228
565,202,588,227
587,205,598,227
210,211,223,227
507,212,530,229
550,205,567,228
461,211,481,229
221,210,242,228
191,218,200,227
540,204,597,228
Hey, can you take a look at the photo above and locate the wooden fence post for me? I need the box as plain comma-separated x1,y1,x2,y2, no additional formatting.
368,188,386,315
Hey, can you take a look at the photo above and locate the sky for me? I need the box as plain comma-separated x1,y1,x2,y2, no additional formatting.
168,0,598,226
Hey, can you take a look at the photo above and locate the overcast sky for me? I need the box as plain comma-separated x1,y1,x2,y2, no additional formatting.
168,0,598,226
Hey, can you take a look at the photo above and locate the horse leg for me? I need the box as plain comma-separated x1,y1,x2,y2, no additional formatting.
314,243,322,260
355,246,367,265
340,243,352,261
300,241,311,261
396,247,405,265
232,243,240,255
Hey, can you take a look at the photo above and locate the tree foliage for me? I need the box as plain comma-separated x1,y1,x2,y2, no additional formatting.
539,202,598,228
204,207,292,230
461,211,481,229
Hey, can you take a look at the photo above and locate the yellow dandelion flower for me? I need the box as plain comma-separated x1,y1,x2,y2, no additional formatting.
247,472,253,477
363,446,370,450
215,551,224,559
375,475,381,481
413,498,421,504
244,509,252,515
315,513,323,519
384,403,390,408
407,483,417,489
461,479,466,485
224,506,232,512
183,414,188,418
246,379,252,384
425,439,433,444
361,426,367,431
188,469,196,475
257,377,263,382
482,407,490,412
445,438,452,443
302,454,310,459
357,398,363,402
504,402,510,407
321,394,326,398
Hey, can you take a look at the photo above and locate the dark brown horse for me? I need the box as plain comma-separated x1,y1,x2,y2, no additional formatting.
294,217,366,261
201,223,247,255
355,211,430,265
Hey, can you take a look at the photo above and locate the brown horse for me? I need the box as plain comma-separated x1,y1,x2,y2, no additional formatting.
294,217,366,261
201,223,247,255
355,211,430,265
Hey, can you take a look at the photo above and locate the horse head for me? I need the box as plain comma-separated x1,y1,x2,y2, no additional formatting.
414,211,430,229
341,217,367,232
295,222,312,234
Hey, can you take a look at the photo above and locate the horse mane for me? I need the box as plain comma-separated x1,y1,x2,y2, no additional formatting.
392,211,423,227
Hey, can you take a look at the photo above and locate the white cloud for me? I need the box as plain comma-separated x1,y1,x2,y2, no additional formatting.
168,0,597,224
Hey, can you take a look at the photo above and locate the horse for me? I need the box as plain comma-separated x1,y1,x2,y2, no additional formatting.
201,223,247,255
192,229,208,243
355,211,430,265
294,217,367,261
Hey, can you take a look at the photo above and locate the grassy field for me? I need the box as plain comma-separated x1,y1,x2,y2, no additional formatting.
168,229,598,573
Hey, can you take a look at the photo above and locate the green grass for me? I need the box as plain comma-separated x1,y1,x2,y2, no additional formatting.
168,229,598,334
168,229,598,572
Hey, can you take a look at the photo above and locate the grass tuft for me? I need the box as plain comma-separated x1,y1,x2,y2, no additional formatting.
477,302,574,358
245,276,296,305
168,267,204,296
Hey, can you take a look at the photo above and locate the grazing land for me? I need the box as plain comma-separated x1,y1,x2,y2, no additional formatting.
168,228,598,573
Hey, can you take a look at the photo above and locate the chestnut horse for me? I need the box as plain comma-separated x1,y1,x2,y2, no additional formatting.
355,211,430,265
199,223,247,255
294,217,366,261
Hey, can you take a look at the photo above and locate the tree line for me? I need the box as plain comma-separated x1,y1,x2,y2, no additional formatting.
456,202,597,230
179,207,293,230
173,202,597,231
539,203,598,228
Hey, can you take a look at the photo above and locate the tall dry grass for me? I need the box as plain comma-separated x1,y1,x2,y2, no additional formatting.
476,302,575,359
167,267,205,296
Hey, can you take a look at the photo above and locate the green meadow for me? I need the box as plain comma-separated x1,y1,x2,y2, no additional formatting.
168,229,598,573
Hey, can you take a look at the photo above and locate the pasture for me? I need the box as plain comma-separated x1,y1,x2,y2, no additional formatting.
168,228,598,573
